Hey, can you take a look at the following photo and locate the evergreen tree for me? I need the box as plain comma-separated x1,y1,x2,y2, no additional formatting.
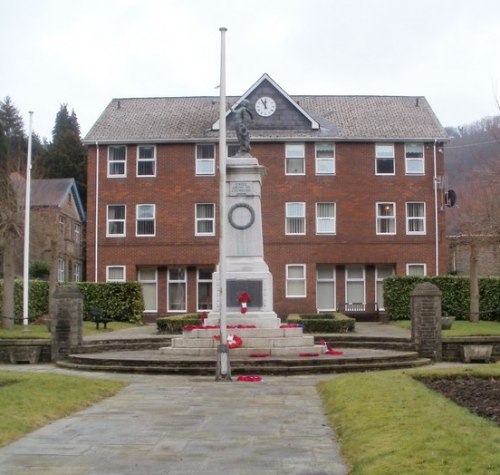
0,96,26,172
40,104,87,207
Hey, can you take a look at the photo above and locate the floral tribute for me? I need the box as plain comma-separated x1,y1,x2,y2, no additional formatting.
236,375,262,382
213,334,243,349
249,353,270,358
320,338,344,355
298,352,320,357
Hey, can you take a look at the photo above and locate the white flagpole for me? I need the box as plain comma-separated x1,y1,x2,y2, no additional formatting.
216,27,231,379
23,111,34,331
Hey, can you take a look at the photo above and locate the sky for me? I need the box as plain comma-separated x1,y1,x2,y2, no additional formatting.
1,0,500,141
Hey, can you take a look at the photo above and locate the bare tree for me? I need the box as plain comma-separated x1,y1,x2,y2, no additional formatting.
0,172,24,328
449,169,500,321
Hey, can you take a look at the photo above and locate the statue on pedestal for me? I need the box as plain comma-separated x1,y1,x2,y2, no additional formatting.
233,99,253,154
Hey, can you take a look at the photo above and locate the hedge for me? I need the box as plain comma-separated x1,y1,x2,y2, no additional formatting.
383,276,500,321
0,280,50,321
286,313,355,333
156,314,201,334
0,280,144,323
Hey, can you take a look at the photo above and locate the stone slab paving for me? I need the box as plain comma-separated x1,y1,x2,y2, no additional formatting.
0,366,348,475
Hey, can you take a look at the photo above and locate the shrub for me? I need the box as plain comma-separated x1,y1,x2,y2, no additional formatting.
78,282,144,323
29,260,50,280
383,276,500,321
157,314,201,334
0,280,49,322
287,313,355,333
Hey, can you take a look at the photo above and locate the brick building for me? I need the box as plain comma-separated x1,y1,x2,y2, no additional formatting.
83,74,448,320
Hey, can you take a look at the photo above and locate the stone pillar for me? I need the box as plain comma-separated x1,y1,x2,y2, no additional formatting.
411,282,442,361
51,285,83,361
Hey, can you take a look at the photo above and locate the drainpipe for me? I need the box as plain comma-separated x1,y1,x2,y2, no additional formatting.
94,141,100,282
433,140,439,275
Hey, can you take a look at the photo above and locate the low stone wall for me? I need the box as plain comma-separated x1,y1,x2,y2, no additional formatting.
0,340,52,364
442,337,500,362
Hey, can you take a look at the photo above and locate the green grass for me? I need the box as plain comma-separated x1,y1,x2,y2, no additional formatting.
391,320,500,336
319,366,500,475
0,370,126,447
0,321,141,339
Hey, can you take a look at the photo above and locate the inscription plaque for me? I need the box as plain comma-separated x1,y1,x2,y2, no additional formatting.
229,182,253,196
227,280,263,308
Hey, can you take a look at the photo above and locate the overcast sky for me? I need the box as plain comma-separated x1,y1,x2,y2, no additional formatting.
1,0,500,141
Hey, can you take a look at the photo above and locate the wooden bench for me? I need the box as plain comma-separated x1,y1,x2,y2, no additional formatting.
88,306,111,329
337,302,380,322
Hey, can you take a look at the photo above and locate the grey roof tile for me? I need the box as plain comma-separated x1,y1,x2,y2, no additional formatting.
83,94,447,144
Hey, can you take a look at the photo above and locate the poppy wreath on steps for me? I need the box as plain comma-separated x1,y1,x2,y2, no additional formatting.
213,334,243,349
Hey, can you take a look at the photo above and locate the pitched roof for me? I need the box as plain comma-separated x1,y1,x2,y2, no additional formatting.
83,83,447,144
10,174,86,222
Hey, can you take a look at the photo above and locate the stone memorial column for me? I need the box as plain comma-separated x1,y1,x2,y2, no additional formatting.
51,285,83,361
410,282,442,361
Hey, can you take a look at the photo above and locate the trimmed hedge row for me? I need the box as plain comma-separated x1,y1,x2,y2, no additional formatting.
157,314,201,334
383,276,500,321
287,313,355,333
0,280,144,323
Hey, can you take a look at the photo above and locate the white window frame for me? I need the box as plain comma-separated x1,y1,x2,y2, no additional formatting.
74,223,81,244
406,263,427,276
108,145,127,177
316,202,336,234
106,265,126,282
286,264,307,298
375,143,395,175
345,265,366,304
106,205,126,237
315,143,335,175
405,143,425,175
59,215,65,235
195,203,216,236
73,262,82,282
137,145,156,177
285,143,305,175
136,204,155,237
286,202,306,235
406,202,426,235
376,265,395,311
168,267,187,312
316,266,336,311
196,144,215,176
57,258,65,282
197,267,213,311
376,202,396,235
138,267,158,313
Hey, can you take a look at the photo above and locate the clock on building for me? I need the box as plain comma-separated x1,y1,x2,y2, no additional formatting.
255,96,276,117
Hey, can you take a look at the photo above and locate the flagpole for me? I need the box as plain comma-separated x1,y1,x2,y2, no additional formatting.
216,26,231,380
23,111,34,332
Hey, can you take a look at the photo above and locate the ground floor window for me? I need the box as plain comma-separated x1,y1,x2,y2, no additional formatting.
316,266,335,311
73,262,82,282
407,263,427,276
286,264,306,297
106,265,126,282
376,265,395,310
346,265,365,304
57,258,65,282
138,267,158,312
168,267,187,312
197,268,213,311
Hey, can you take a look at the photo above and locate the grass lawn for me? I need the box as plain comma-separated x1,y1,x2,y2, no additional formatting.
0,370,126,447
0,321,141,339
391,319,500,336
319,365,500,475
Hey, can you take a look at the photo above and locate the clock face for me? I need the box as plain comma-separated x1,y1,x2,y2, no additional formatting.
255,96,276,117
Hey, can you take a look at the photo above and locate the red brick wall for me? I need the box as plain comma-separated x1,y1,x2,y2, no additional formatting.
86,140,447,317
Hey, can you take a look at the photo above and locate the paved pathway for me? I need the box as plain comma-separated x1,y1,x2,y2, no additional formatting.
0,366,348,475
